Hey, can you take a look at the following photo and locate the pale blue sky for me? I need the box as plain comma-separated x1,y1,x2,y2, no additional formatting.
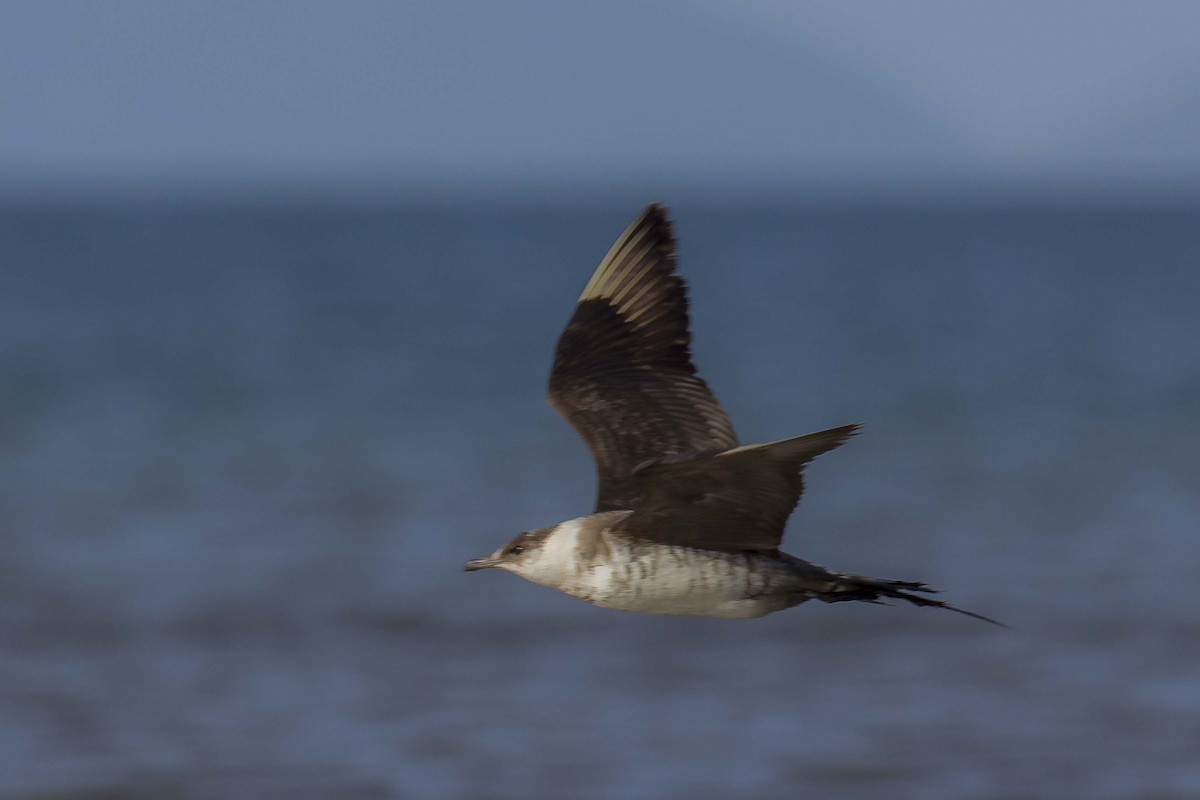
3,0,1200,194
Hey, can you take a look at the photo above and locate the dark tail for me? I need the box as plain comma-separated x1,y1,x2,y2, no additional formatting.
816,571,1005,627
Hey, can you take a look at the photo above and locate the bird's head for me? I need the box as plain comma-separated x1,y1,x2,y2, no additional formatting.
463,525,560,581
464,513,628,589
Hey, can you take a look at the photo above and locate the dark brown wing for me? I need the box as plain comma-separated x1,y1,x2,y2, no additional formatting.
613,424,860,551
548,203,738,512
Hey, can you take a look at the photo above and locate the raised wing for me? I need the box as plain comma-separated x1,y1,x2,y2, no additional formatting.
548,203,738,512
613,424,861,551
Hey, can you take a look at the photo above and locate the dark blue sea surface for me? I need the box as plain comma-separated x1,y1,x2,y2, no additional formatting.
2,197,1199,798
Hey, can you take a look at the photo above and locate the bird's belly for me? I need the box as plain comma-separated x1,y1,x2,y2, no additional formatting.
569,547,797,619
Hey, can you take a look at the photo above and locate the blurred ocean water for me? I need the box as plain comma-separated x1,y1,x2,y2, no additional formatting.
2,198,1198,799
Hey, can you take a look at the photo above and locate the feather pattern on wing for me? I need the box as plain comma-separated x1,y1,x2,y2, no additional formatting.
548,203,738,511
614,424,861,551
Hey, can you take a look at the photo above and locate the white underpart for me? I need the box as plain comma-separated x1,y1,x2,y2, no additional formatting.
507,515,803,619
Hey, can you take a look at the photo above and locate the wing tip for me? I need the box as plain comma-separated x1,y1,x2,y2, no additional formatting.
642,200,669,224
580,202,678,302
717,423,862,464
818,422,863,454
837,422,864,441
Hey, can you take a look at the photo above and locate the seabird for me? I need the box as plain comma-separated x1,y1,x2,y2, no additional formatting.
465,203,999,625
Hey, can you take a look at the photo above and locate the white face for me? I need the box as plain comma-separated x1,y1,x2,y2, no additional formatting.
500,519,583,589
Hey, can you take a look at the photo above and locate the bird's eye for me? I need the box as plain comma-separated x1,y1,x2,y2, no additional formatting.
509,545,525,556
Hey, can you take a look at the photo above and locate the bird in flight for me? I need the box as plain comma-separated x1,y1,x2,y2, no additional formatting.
465,203,999,625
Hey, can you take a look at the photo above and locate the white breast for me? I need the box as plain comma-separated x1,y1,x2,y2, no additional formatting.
508,516,800,619
574,536,794,619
